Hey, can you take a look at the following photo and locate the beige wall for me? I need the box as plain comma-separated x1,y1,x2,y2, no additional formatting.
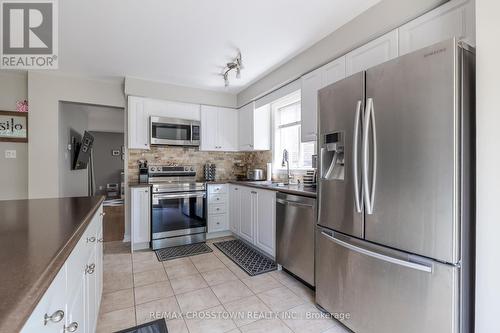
236,0,447,106
125,77,237,108
475,0,500,331
28,72,125,198
0,72,28,200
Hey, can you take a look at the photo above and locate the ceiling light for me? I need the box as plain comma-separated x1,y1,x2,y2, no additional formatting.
221,51,243,87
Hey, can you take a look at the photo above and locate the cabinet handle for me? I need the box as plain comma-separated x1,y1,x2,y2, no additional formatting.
251,191,257,194
216,197,220,200
100,212,106,217
64,322,78,332
85,263,96,274
44,310,64,325
86,237,96,243
145,190,148,193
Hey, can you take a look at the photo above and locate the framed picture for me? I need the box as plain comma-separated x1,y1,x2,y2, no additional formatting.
0,111,28,143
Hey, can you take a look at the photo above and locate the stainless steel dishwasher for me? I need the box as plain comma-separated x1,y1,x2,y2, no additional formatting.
276,192,316,286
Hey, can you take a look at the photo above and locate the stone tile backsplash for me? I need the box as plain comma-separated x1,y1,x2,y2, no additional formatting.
128,146,272,183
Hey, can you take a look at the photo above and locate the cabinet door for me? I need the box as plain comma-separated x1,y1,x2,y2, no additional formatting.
239,187,255,243
252,104,271,150
238,103,254,150
322,56,346,87
127,96,150,149
200,105,218,151
218,107,238,151
301,67,324,142
346,29,399,76
66,272,86,333
229,185,241,235
21,268,67,333
85,249,98,333
398,0,475,55
146,98,200,120
96,219,103,305
131,187,151,249
254,189,276,257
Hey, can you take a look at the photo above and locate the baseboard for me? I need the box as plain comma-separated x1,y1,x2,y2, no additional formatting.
206,230,233,239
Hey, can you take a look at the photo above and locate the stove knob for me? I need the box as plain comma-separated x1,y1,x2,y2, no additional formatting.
190,167,194,171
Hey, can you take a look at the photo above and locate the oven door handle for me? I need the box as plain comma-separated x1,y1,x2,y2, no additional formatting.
153,192,206,200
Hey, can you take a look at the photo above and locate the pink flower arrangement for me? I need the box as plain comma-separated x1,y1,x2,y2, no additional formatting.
16,100,28,113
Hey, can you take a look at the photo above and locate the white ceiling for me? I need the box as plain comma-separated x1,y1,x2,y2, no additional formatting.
60,0,379,93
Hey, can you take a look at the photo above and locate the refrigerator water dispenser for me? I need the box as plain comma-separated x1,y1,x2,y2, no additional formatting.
321,131,344,180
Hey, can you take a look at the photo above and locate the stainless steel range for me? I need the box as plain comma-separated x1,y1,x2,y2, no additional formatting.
149,165,206,249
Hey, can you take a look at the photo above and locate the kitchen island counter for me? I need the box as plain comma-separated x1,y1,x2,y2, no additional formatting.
0,196,105,333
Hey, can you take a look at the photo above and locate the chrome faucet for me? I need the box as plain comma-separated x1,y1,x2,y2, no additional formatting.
281,149,291,184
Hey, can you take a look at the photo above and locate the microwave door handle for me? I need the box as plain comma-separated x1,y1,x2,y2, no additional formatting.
190,123,193,142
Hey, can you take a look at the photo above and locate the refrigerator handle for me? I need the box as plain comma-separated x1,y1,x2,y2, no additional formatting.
353,100,363,213
321,231,433,273
362,98,377,214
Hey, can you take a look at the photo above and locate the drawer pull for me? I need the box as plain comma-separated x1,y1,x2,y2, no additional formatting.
85,263,96,274
86,237,96,243
44,310,64,325
64,322,78,332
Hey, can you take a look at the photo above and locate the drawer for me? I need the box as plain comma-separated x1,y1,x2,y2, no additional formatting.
209,194,227,204
208,184,227,194
209,203,227,215
208,214,229,233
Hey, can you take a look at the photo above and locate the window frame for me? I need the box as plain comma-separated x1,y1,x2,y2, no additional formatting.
271,90,314,171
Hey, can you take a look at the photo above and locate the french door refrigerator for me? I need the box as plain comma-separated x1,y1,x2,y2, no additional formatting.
316,39,474,333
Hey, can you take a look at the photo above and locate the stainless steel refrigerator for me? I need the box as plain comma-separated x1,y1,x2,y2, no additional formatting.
316,39,474,333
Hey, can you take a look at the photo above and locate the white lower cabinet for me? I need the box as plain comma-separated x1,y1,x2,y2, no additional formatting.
229,185,241,234
21,205,104,333
131,187,151,251
207,184,230,233
254,189,276,256
229,185,276,257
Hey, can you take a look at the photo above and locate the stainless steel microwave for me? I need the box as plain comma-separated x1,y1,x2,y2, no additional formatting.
150,116,200,146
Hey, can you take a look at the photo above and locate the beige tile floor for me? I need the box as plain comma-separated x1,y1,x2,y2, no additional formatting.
97,239,350,333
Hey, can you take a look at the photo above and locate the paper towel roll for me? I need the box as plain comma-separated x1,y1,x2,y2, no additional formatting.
266,163,272,181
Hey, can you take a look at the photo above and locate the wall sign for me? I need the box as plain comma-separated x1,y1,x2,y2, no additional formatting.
0,111,28,142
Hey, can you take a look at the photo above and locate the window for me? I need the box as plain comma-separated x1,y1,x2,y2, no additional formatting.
272,90,315,169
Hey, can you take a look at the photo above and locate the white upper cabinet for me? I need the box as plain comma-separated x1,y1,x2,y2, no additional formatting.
346,29,399,76
128,96,150,149
146,98,200,121
238,102,271,151
200,105,238,151
300,57,346,142
300,68,323,143
399,0,475,55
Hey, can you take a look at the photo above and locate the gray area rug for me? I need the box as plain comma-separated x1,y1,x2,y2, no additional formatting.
155,243,212,261
214,239,276,276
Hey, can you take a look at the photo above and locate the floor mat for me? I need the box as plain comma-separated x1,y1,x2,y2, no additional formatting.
155,242,212,261
115,319,167,333
214,239,276,276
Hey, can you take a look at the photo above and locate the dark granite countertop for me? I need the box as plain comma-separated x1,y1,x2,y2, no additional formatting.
232,181,317,198
0,196,105,333
128,182,152,188
206,180,317,198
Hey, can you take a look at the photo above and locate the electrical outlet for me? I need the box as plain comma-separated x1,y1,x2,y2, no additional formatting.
5,150,16,159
